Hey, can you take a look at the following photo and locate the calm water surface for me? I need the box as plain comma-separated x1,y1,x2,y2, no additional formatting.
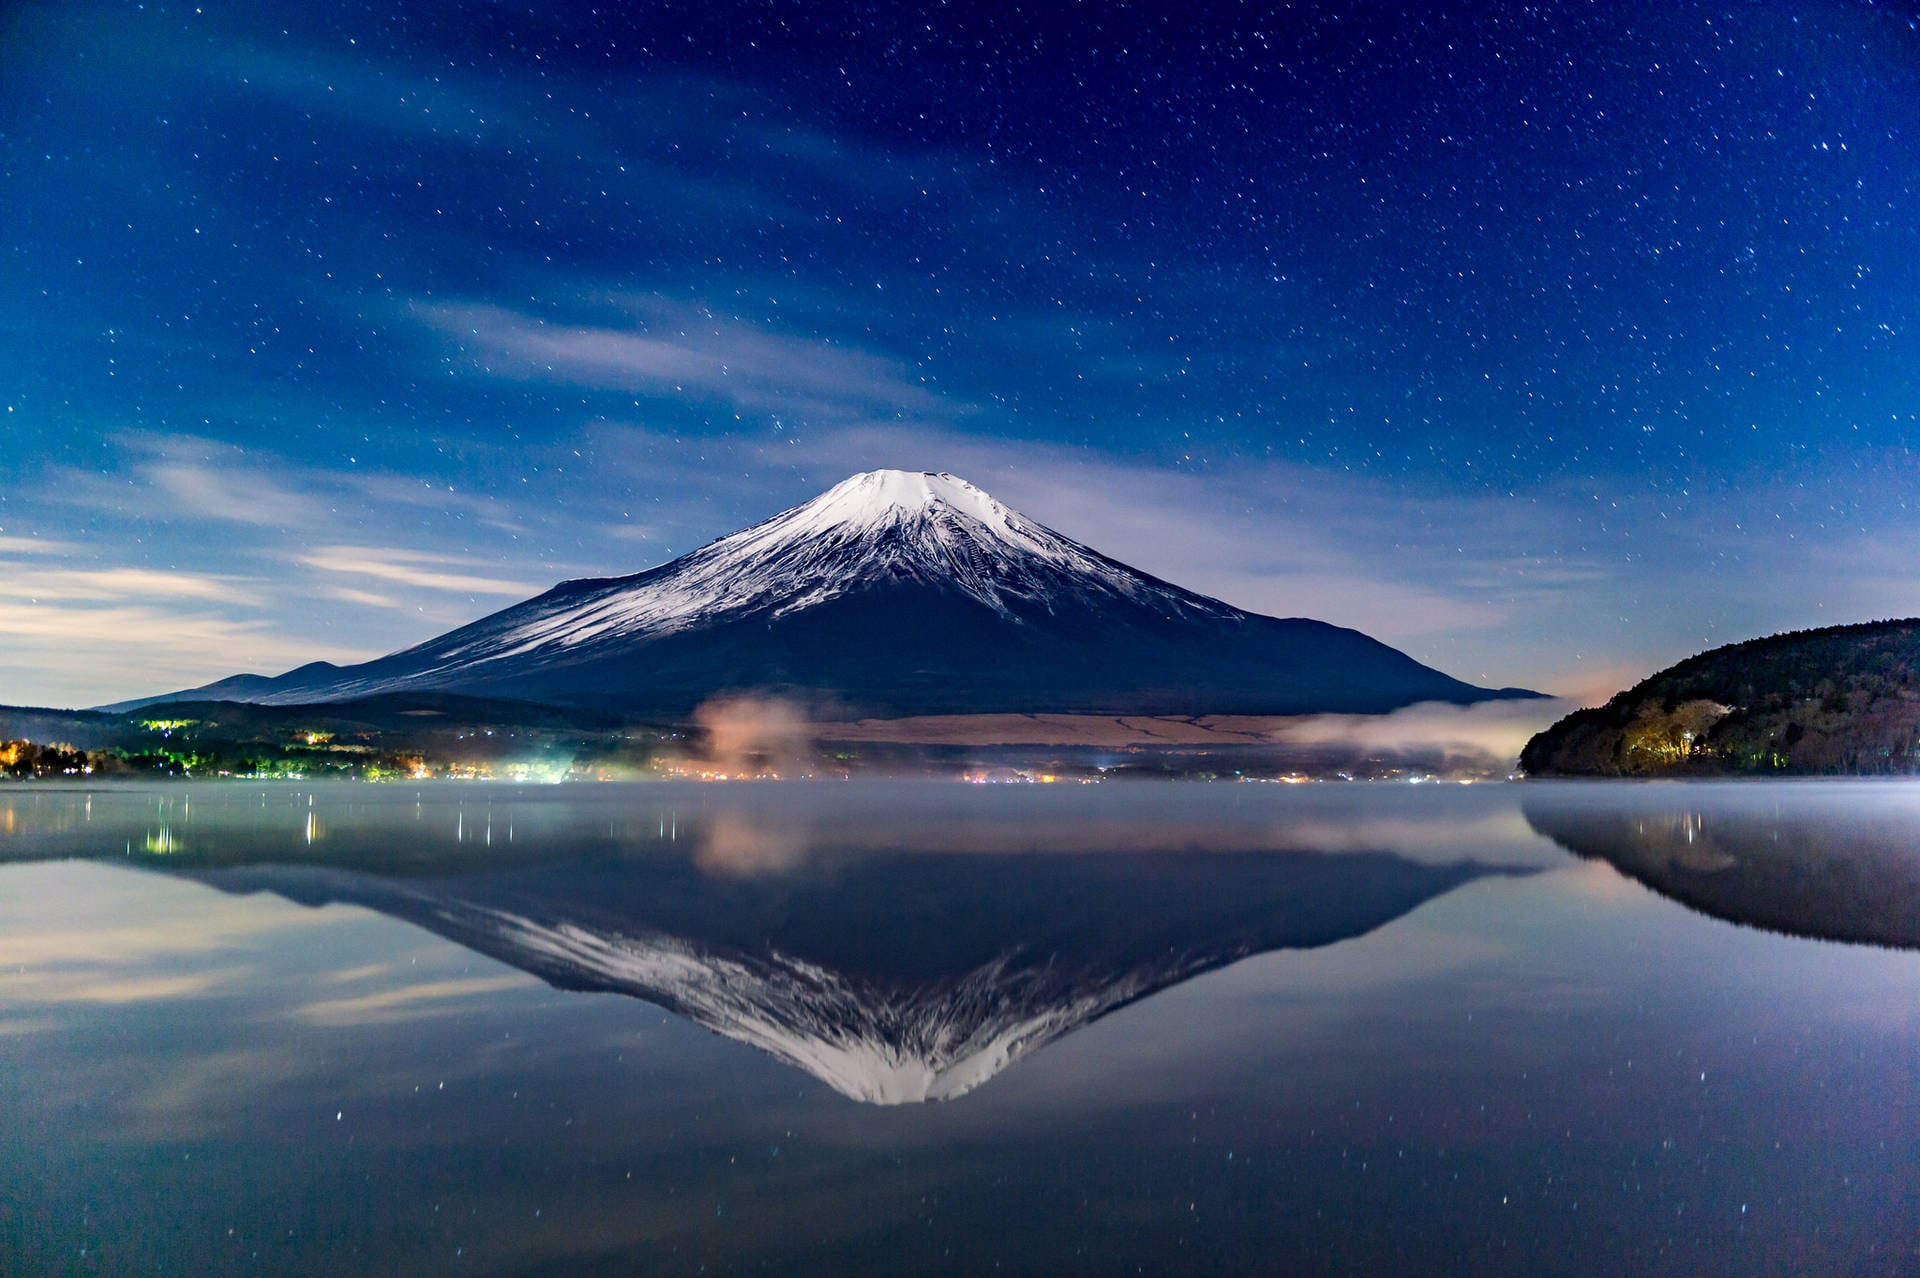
1,781,1916,1275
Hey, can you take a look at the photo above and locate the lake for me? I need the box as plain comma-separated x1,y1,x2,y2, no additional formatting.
2,781,1916,1275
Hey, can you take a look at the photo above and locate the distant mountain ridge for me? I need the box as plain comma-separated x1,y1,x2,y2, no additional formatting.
114,470,1536,718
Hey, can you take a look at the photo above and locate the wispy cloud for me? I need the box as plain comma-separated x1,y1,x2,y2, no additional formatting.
321,585,404,609
53,432,558,548
0,536,83,556
52,434,328,530
32,18,541,154
416,298,952,420
300,546,539,597
142,457,327,527
0,566,259,606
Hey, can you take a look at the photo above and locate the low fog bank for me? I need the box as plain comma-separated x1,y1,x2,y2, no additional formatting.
1261,698,1577,779
662,694,1576,782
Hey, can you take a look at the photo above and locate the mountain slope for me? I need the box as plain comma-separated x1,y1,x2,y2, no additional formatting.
119,470,1534,718
1520,619,1920,776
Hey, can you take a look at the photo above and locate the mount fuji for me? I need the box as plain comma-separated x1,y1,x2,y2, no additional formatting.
121,470,1532,717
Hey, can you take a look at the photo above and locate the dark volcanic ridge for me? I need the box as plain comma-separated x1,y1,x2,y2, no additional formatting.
112,470,1537,719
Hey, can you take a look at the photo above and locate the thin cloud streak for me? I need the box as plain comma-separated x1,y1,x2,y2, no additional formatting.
321,586,405,609
52,433,541,544
49,435,328,531
417,299,950,419
0,567,260,606
0,536,84,556
141,459,327,528
300,546,540,597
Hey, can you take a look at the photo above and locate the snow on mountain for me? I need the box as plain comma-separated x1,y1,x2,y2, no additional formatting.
429,469,1227,667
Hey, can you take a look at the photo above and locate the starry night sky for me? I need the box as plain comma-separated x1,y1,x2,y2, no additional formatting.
3,0,1918,708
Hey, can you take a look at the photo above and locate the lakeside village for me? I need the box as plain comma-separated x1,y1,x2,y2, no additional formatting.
0,717,1503,785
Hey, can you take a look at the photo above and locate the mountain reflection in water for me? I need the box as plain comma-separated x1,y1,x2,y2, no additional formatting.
180,848,1520,1104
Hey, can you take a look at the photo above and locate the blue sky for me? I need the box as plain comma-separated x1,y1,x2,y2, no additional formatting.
2,0,1918,707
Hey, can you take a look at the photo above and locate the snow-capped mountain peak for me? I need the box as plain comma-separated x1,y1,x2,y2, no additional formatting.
780,469,1021,534
694,468,1071,573
748,469,1075,568
413,471,1202,672
116,467,1531,717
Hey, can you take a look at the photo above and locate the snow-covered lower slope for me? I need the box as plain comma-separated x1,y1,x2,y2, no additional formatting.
118,470,1535,716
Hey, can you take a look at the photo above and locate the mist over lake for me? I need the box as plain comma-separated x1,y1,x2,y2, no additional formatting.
3,781,1916,1275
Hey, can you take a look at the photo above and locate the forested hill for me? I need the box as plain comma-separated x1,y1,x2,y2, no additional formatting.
1521,620,1920,777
